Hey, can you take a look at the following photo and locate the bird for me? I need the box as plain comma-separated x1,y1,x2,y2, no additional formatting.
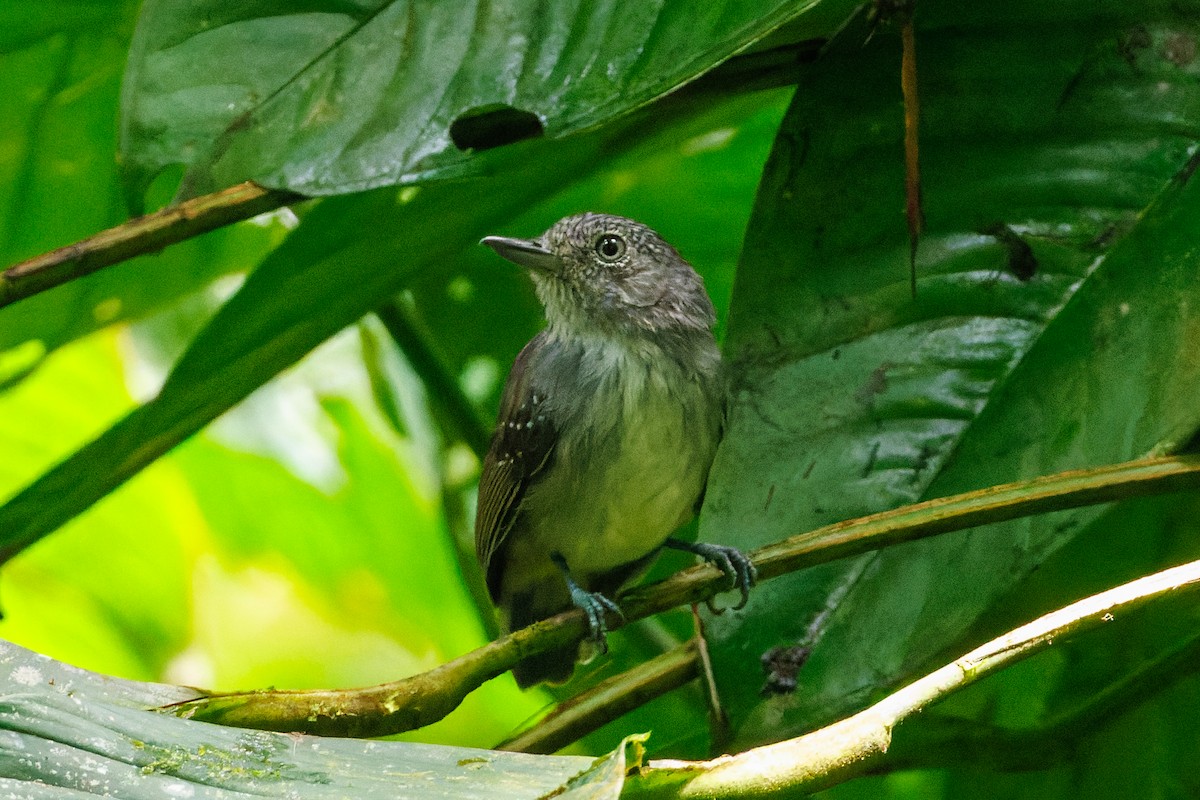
476,212,756,688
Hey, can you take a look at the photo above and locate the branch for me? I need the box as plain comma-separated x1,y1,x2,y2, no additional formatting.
0,182,301,309
626,557,1200,798
498,642,700,755
880,627,1200,773
162,454,1200,737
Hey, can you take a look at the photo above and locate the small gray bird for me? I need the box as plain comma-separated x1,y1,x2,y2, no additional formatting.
477,212,756,688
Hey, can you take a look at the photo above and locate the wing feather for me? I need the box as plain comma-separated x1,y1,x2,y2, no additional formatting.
475,332,556,599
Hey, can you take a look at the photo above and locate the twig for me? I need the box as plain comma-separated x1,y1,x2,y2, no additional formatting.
900,9,923,297
0,182,300,309
628,557,1200,797
691,605,727,743
161,455,1200,737
497,643,699,755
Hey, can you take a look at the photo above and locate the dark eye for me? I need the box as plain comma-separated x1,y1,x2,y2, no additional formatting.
594,233,627,262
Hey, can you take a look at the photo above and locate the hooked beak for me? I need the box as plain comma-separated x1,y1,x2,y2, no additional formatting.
480,235,560,274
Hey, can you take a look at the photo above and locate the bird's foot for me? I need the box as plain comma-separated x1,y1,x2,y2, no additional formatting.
666,539,758,613
567,585,623,654
551,552,624,653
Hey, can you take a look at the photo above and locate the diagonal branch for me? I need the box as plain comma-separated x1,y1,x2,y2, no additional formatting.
161,454,1200,738
879,627,1200,773
498,642,700,755
0,182,301,309
626,556,1200,797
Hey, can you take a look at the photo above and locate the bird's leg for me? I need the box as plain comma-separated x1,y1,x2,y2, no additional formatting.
550,551,624,653
665,539,758,613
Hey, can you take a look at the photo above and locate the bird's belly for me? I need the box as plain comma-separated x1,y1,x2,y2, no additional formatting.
519,380,717,583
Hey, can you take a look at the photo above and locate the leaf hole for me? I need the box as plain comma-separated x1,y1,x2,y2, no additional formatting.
449,105,544,151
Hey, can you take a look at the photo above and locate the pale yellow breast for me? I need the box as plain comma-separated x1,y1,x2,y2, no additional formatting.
520,350,720,581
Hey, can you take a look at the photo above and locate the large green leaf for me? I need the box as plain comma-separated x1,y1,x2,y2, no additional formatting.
120,0,855,195
0,639,632,799
0,2,285,386
702,0,1200,748
0,333,196,681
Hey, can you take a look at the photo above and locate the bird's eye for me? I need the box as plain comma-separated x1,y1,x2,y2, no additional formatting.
594,233,627,262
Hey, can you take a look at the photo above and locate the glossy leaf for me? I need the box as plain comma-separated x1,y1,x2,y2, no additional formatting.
119,0,855,195
702,0,1200,748
0,639,616,799
0,2,284,385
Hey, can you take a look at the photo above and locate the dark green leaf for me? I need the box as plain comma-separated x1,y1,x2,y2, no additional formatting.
0,2,282,383
703,0,1200,748
120,0,857,195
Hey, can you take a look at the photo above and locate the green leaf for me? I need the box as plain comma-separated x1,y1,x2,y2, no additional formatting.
0,639,605,798
703,1,1200,747
119,0,856,195
0,3,285,383
0,3,133,264
0,334,196,681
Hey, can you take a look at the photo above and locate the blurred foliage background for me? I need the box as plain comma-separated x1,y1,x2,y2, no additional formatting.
3,0,1200,797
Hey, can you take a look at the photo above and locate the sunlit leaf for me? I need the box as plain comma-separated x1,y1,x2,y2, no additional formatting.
0,639,607,798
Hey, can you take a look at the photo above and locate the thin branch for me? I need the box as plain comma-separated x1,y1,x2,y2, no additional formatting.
497,611,724,755
691,605,728,746
880,627,1200,773
161,454,1200,737
0,182,301,309
627,557,1200,798
504,550,1200,763
498,643,700,755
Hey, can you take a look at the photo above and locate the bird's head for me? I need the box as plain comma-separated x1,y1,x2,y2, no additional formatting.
482,213,716,342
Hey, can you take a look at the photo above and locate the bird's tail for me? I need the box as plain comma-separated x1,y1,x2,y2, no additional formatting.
506,579,580,689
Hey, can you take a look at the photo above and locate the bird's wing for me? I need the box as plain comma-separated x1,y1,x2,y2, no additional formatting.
475,332,557,599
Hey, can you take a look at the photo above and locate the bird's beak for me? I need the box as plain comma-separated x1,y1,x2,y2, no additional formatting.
480,235,560,274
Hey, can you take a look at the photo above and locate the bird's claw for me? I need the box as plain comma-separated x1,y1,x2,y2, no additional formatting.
567,585,623,653
687,542,758,614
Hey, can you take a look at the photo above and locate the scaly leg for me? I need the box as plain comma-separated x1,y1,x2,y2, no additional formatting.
550,551,624,653
665,539,758,613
